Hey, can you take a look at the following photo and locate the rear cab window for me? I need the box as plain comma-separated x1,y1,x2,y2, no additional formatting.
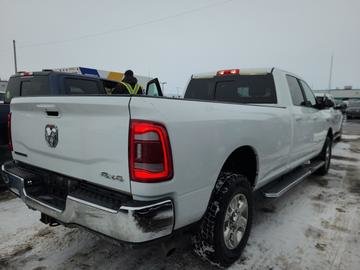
21,76,49,97
4,73,106,103
5,75,50,103
63,78,104,95
184,74,277,104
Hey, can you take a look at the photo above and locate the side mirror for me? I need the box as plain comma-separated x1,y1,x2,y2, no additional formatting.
315,96,334,109
324,98,335,108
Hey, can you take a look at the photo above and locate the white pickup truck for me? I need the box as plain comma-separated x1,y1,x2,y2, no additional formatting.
2,68,334,267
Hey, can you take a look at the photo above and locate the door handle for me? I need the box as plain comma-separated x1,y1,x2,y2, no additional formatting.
295,117,302,122
46,111,59,117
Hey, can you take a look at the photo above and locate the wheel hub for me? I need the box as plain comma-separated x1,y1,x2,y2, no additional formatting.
223,193,248,250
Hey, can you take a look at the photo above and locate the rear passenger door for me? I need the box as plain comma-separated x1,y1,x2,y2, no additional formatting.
286,75,315,163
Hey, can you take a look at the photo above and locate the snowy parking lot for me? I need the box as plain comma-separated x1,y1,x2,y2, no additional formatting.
1,120,360,270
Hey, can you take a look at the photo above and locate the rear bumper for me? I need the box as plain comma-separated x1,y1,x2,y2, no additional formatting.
1,161,174,243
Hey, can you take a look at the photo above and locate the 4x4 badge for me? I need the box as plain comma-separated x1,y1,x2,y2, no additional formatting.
45,125,58,148
100,172,124,182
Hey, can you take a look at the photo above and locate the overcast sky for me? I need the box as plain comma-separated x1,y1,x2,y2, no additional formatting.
0,0,359,94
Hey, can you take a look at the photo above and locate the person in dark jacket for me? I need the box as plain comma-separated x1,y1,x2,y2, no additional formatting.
112,70,143,95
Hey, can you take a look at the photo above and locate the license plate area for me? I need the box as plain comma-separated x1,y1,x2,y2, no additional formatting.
24,171,69,211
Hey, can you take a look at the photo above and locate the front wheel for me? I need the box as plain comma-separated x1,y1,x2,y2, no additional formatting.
192,173,253,267
315,136,332,175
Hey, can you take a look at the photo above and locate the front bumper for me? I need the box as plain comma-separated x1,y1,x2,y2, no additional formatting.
1,161,174,243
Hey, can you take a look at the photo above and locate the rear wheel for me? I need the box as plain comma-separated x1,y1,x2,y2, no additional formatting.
315,136,332,175
192,173,253,267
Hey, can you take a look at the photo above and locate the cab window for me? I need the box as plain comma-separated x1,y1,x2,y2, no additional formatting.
300,80,316,106
21,77,49,97
64,78,104,95
286,75,305,106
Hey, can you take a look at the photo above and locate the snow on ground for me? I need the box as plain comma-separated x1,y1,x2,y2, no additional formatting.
1,121,360,270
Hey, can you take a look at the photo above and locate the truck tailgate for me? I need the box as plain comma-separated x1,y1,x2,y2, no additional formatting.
10,96,132,193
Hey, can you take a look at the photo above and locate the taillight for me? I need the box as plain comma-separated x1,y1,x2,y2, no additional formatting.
216,69,240,76
8,112,13,151
129,120,173,182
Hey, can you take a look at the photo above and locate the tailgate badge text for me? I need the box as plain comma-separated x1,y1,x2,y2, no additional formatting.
101,172,124,182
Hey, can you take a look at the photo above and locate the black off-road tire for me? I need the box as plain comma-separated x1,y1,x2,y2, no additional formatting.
192,173,253,268
315,136,332,176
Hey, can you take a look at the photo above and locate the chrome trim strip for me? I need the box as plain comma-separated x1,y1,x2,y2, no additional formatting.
2,164,25,181
67,195,118,214
120,200,173,211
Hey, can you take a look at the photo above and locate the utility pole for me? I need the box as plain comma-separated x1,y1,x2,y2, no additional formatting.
328,54,334,91
13,40,18,73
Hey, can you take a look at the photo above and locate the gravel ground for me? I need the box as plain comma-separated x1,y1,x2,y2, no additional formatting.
0,120,359,270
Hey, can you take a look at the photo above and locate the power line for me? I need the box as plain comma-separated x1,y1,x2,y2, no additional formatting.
17,0,235,50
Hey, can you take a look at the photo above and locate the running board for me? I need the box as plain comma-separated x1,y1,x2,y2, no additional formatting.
261,160,325,198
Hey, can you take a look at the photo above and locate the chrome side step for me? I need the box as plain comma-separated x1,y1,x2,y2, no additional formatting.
261,160,325,198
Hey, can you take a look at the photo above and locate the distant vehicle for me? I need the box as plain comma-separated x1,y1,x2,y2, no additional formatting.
0,91,4,104
0,81,9,188
2,67,335,267
0,80,7,102
0,70,161,188
0,92,8,145
346,100,360,119
334,99,348,114
314,93,344,140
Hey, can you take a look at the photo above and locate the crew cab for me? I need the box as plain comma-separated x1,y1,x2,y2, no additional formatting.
2,68,334,267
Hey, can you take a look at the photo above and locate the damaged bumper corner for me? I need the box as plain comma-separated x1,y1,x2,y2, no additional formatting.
1,161,174,243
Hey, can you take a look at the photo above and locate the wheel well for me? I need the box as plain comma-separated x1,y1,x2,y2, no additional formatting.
220,146,258,187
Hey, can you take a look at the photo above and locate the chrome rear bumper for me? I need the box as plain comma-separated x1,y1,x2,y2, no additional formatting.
1,161,174,243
